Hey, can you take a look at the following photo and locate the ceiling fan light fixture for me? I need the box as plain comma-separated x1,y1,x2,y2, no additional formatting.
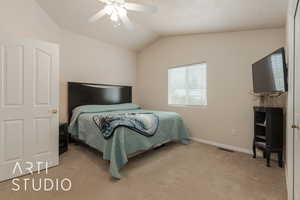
110,13,119,21
117,7,127,16
104,5,114,15
90,0,158,30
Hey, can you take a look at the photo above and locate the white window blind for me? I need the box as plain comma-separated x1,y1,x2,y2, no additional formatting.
168,63,207,106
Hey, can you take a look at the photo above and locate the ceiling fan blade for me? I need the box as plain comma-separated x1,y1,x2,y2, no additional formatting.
89,9,106,23
119,14,134,30
124,3,158,13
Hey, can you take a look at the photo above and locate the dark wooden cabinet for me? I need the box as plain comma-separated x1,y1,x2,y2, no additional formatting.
59,123,69,155
253,107,284,167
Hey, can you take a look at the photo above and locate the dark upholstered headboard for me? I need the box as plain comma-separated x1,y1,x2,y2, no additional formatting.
68,82,132,121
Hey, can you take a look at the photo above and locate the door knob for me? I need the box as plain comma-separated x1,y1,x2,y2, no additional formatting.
50,109,58,114
291,125,299,129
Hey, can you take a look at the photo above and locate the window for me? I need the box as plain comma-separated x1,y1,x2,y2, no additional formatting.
168,63,207,106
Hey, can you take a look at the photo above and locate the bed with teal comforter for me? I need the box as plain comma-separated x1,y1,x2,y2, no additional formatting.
68,104,190,179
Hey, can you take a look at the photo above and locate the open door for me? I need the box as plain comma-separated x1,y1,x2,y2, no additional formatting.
0,34,59,182
288,0,300,199
294,1,300,199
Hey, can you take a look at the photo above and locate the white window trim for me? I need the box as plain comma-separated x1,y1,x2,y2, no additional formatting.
168,62,208,107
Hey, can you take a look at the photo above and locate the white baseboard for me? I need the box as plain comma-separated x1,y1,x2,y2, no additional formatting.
191,137,280,161
191,137,252,155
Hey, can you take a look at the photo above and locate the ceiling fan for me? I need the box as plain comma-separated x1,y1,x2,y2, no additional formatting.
89,0,158,30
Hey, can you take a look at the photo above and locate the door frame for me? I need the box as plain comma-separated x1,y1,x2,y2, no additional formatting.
287,0,299,199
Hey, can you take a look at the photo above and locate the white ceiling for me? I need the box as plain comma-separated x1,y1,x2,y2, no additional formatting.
35,0,288,51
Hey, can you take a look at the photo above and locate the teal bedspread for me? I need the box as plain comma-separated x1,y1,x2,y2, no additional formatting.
68,104,190,179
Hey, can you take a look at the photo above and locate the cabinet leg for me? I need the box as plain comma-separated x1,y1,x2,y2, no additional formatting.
253,144,256,158
266,152,271,167
278,152,283,168
252,141,256,158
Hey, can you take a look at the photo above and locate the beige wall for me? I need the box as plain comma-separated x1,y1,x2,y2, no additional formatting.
0,0,286,152
60,30,137,122
0,0,60,43
0,1,138,124
137,28,286,151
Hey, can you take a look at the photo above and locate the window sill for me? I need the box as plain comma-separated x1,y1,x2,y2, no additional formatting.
168,104,208,108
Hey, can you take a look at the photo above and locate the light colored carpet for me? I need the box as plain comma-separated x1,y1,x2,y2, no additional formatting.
0,142,287,200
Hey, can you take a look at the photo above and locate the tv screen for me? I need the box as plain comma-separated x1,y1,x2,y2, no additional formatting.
252,48,287,94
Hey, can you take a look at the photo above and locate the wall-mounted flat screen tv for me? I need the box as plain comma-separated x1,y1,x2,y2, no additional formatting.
252,48,288,94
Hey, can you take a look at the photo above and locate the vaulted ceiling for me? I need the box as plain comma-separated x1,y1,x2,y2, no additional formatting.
35,0,288,51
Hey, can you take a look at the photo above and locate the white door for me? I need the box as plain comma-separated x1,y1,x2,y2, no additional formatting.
0,34,59,182
294,1,300,199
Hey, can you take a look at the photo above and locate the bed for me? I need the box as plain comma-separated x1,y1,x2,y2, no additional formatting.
68,82,190,179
